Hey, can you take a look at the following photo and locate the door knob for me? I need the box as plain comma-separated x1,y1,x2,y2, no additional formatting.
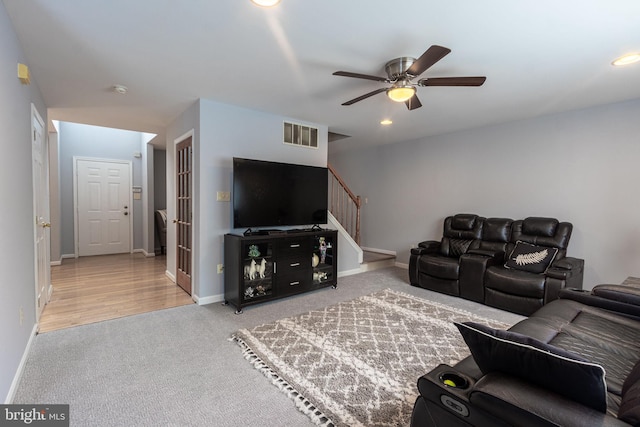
124,206,128,209
124,212,128,216
41,222,51,228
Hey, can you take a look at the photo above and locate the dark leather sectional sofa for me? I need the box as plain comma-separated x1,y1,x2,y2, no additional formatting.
409,214,584,316
411,284,640,426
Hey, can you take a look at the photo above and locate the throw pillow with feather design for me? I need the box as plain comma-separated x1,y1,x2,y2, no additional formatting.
505,241,558,274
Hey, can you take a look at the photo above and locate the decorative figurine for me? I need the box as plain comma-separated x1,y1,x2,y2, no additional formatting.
248,245,261,258
313,272,328,281
259,258,267,278
244,259,257,280
244,286,254,298
319,237,327,264
312,253,320,267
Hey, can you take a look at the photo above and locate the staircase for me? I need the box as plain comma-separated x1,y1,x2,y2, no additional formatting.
328,164,361,245
328,165,396,272
361,250,396,272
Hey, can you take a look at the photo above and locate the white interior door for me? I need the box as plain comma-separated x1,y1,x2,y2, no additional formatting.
32,105,50,320
76,158,132,256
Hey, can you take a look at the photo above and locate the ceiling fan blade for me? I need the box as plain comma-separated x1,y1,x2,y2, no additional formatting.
406,45,451,77
418,76,487,87
333,71,389,83
405,94,422,110
341,88,388,106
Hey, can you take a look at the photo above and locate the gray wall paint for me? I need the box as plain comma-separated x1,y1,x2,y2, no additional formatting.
58,122,145,255
154,149,166,210
0,1,47,402
153,148,166,251
329,98,640,289
48,131,62,263
166,99,329,300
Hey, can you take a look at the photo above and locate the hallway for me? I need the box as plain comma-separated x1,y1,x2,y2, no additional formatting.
39,253,193,333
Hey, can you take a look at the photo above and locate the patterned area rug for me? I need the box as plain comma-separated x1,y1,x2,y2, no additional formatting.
232,289,510,427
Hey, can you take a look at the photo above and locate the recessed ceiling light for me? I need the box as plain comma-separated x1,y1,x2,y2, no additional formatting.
380,119,393,126
251,0,281,7
612,53,640,66
112,84,128,94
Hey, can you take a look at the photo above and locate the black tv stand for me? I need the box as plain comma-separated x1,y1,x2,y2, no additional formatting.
243,228,285,236
224,229,338,313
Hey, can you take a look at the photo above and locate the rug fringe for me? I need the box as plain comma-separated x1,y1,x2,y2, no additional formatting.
231,334,335,427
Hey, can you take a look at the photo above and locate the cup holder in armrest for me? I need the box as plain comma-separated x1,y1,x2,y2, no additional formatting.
439,372,469,389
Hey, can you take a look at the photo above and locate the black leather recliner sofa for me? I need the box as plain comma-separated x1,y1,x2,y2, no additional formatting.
410,284,640,427
409,214,584,315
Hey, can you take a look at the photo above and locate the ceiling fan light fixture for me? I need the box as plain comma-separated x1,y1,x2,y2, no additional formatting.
387,85,415,103
612,53,640,66
250,0,281,7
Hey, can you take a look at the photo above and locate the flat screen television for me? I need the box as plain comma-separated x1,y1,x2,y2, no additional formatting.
232,157,328,229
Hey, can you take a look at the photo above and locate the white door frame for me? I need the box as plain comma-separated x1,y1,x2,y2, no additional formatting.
31,104,51,321
73,156,133,257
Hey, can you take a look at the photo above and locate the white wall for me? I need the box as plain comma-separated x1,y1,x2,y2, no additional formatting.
165,98,329,302
0,1,47,402
330,98,640,289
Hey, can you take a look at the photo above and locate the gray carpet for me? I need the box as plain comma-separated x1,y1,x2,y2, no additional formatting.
13,267,523,426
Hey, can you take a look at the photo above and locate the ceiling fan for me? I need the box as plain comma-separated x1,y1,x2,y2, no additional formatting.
333,45,486,110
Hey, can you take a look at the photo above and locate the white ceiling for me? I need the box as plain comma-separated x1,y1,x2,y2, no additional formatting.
4,0,640,153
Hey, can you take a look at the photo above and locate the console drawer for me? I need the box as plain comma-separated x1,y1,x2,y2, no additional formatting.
278,272,311,295
278,238,311,258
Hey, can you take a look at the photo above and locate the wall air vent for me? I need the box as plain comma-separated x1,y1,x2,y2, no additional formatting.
284,121,318,149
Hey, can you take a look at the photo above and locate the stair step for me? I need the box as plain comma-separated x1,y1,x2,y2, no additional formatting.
361,250,396,272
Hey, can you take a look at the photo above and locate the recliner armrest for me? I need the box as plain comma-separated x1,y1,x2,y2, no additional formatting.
412,241,440,255
559,287,640,319
417,240,440,250
546,257,584,280
467,249,505,260
592,284,640,305
553,257,582,270
471,372,628,427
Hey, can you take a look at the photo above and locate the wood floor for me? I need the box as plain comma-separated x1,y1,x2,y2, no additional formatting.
38,253,194,333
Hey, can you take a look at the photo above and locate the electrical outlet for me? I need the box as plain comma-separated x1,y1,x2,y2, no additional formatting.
216,191,230,202
217,264,224,274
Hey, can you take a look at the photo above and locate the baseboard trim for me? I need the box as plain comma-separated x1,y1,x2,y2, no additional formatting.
5,323,38,404
50,260,61,266
193,293,224,305
132,248,155,257
360,247,397,256
61,253,75,260
338,267,362,278
395,262,409,269
165,270,176,282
